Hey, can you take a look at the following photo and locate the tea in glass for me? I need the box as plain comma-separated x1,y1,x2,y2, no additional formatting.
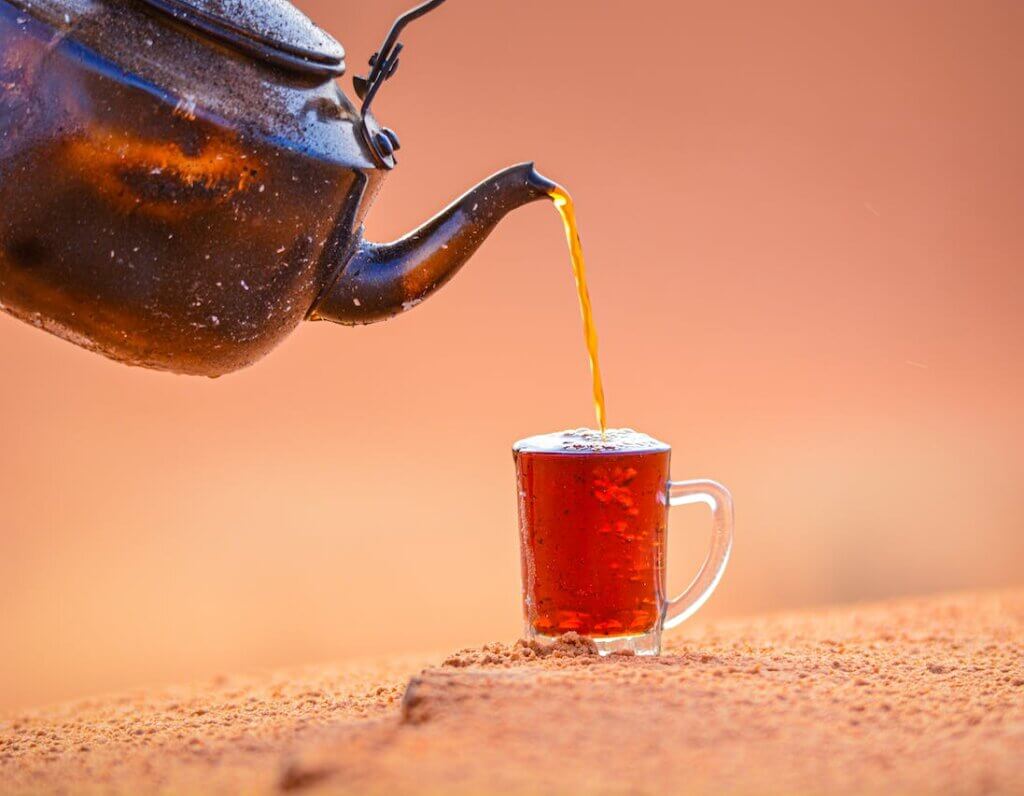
514,429,734,655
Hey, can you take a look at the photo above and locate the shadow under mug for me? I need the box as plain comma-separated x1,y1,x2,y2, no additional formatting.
513,436,733,655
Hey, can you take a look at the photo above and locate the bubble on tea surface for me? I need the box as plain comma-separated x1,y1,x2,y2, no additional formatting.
513,428,669,454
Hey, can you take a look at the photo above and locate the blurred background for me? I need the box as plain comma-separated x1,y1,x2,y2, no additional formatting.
2,0,1022,711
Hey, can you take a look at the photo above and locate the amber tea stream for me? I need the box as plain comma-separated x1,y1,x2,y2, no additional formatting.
549,186,607,433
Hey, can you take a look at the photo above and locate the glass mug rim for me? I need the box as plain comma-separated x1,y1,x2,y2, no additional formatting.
513,431,733,656
512,433,671,456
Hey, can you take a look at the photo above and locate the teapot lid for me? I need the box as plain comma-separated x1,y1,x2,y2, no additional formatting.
139,0,346,78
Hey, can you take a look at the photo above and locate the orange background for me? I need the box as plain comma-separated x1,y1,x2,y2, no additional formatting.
2,0,1022,711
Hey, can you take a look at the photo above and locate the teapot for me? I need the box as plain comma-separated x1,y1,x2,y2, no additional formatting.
0,0,555,376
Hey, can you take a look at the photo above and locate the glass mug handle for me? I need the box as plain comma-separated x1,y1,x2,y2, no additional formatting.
663,480,734,630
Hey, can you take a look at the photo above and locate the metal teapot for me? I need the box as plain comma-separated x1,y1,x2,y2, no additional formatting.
0,0,555,375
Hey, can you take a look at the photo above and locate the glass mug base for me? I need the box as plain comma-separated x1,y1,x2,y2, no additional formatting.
527,628,662,657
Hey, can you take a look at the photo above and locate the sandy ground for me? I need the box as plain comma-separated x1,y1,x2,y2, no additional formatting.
2,590,1022,795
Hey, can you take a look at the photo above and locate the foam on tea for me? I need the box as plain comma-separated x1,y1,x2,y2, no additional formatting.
513,428,670,455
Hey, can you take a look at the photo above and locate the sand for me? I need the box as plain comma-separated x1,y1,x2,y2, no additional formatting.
2,590,1022,794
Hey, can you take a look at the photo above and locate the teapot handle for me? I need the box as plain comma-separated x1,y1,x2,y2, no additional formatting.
354,0,449,113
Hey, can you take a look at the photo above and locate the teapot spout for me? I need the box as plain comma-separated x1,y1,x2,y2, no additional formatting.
310,163,557,325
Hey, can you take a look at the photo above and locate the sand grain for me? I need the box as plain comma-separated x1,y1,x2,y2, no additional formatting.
2,591,1022,794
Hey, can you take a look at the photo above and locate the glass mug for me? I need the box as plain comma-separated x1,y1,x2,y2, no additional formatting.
513,429,734,655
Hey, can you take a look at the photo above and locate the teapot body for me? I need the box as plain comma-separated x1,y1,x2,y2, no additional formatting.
0,0,384,375
1,0,555,376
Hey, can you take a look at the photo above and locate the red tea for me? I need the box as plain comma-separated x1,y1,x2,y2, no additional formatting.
514,429,671,638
